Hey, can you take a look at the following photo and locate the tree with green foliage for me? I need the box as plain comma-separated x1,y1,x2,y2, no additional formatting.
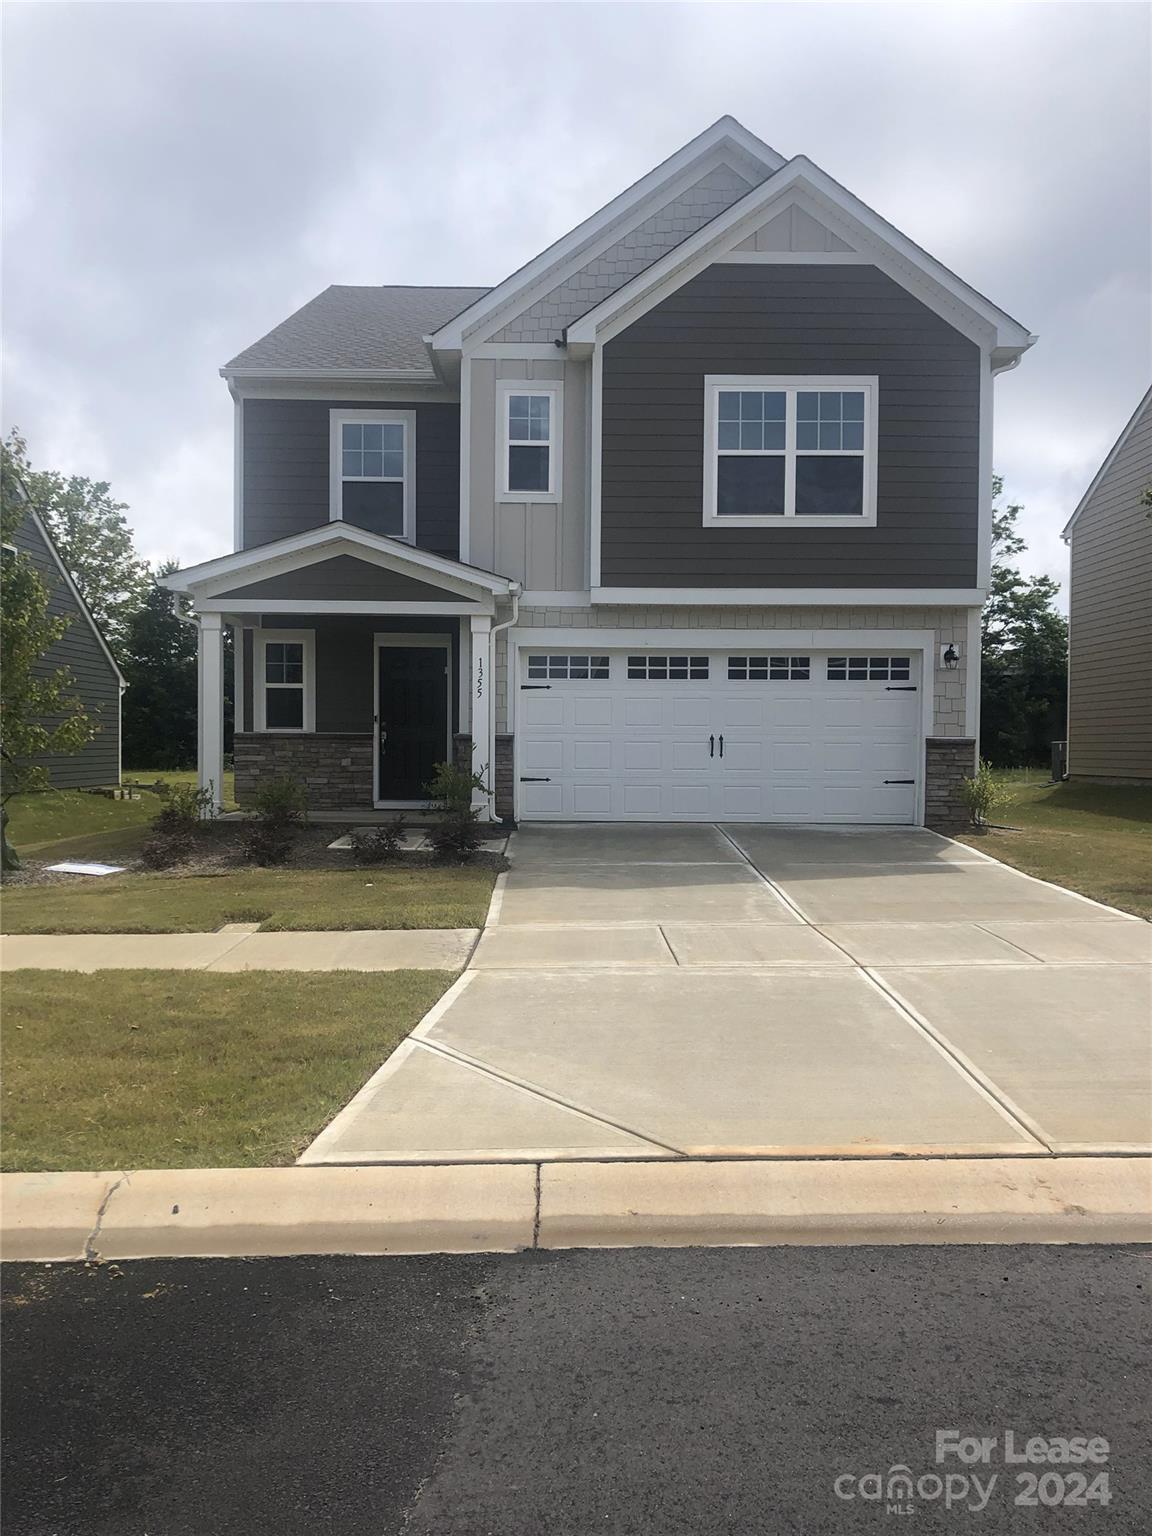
2,428,149,651
980,476,1068,767
0,455,94,870
120,562,199,769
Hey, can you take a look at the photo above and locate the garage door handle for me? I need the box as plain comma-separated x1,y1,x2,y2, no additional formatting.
886,686,917,691
521,685,551,690
709,734,715,758
884,779,915,785
719,734,724,758
520,776,551,783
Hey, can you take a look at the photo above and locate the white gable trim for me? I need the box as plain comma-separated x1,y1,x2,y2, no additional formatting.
566,163,1035,357
1061,385,1152,540
430,118,785,353
161,522,517,599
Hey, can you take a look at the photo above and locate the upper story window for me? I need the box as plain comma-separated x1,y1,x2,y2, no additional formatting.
498,382,562,500
329,409,415,540
703,376,877,528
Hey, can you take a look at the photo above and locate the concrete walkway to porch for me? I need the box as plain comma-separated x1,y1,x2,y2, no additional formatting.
302,823,1152,1166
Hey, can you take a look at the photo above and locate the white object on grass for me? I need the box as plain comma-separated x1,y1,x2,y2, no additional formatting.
45,862,126,876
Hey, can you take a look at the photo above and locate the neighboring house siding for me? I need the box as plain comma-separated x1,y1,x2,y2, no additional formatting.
599,263,982,588
1067,397,1152,781
490,163,760,344
466,356,589,591
241,399,461,558
9,514,121,788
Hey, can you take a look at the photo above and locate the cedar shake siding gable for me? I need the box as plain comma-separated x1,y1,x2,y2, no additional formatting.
599,263,982,588
9,513,121,788
242,399,461,558
214,556,470,604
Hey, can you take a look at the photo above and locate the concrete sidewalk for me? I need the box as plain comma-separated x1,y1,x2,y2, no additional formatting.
0,928,479,972
3,1158,1149,1262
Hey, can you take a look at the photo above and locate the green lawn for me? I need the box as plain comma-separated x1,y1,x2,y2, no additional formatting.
7,771,237,863
1,969,451,1170
0,864,495,934
957,778,1152,920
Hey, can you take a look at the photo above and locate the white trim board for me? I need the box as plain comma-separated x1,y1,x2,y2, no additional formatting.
588,587,986,606
198,599,488,617
512,627,937,651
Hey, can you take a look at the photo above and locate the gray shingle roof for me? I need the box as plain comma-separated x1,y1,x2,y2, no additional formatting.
222,285,490,374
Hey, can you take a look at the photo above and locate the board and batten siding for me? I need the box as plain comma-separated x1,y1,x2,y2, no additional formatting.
9,513,121,788
599,263,982,588
241,398,461,559
1067,394,1152,781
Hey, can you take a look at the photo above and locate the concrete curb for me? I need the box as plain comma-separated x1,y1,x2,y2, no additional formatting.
2,1158,1149,1263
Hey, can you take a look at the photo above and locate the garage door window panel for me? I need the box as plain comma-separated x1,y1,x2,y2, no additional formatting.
728,655,811,681
827,656,912,681
627,655,709,681
526,654,609,680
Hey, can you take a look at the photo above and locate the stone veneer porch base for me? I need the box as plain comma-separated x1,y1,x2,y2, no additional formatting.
924,737,977,834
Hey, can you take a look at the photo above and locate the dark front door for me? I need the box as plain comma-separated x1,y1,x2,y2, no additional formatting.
376,644,450,800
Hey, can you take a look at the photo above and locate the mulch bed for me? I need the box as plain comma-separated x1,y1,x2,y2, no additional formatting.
6,821,509,888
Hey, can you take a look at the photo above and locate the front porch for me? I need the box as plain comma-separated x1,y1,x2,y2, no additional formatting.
162,524,520,823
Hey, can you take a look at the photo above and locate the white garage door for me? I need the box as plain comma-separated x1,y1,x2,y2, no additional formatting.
517,648,922,823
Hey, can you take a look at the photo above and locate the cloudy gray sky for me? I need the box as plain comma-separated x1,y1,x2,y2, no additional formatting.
4,1,1150,599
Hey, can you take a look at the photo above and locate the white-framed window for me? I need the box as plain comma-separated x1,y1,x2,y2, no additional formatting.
498,382,562,500
329,409,415,540
703,376,878,527
255,629,315,732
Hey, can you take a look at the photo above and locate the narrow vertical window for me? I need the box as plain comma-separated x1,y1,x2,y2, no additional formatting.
499,384,562,498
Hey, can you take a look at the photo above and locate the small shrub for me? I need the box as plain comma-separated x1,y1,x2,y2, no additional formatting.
252,776,307,827
151,781,216,834
241,775,306,866
351,820,407,864
241,824,295,866
424,761,491,864
959,759,1010,827
139,830,195,869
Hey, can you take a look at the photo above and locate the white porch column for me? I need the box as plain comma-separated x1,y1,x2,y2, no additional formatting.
469,614,493,820
197,613,225,813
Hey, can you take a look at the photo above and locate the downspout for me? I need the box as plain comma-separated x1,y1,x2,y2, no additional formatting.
487,584,521,821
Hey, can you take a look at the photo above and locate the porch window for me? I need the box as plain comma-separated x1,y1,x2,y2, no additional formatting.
499,382,562,499
330,409,415,539
256,630,315,732
703,376,878,527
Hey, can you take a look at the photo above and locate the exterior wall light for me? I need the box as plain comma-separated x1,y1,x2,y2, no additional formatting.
941,644,960,670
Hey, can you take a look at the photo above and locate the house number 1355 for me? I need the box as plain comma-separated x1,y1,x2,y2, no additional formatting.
475,659,484,698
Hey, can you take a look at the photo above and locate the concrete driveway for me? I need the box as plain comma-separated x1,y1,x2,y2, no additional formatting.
302,825,1151,1165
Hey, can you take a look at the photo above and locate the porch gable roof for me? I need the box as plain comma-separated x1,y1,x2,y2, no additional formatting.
162,523,519,612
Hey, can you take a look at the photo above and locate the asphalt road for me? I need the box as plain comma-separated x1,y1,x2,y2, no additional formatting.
4,1245,1149,1535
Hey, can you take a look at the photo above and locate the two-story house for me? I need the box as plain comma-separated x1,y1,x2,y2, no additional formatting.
166,117,1034,831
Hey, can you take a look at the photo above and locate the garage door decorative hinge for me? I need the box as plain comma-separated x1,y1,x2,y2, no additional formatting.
520,776,551,783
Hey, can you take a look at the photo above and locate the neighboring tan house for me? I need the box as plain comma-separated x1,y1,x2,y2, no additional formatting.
5,493,125,788
165,116,1035,831
1061,386,1152,783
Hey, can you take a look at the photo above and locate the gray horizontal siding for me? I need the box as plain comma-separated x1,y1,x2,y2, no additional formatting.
242,399,460,558
9,514,121,788
600,263,982,588
1067,399,1152,779
217,555,463,603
